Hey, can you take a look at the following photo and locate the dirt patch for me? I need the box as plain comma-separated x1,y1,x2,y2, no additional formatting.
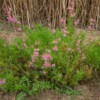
0,81,100,100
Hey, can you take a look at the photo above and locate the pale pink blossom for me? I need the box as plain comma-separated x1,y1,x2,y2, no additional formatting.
52,29,56,33
74,19,80,27
52,46,58,51
42,53,52,61
57,38,61,42
77,39,81,43
17,21,21,24
23,43,27,48
7,16,13,22
43,61,51,67
67,48,71,51
34,51,39,57
29,62,33,66
51,64,56,67
60,18,66,23
88,35,92,39
0,79,6,85
17,27,22,31
62,28,67,34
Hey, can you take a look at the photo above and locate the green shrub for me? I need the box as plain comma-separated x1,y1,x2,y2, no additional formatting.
86,41,100,70
0,25,100,95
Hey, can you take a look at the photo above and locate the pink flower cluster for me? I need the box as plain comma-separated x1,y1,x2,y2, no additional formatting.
42,53,52,61
52,45,58,51
4,6,21,31
60,18,66,27
88,18,96,31
76,39,81,46
74,19,80,27
42,53,55,68
43,62,55,68
52,38,61,51
76,39,81,52
67,47,71,51
23,43,27,48
4,7,20,24
52,29,56,33
0,79,6,85
30,49,40,67
60,18,69,37
62,28,69,37
68,0,76,17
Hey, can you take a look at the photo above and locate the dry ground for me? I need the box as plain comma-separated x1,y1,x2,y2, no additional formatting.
0,80,100,100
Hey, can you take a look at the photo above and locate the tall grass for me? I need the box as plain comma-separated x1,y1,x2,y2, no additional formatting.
0,0,100,29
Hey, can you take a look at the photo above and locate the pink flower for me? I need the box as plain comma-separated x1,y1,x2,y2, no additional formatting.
51,64,56,67
0,79,6,85
68,7,73,11
43,61,51,67
33,49,39,57
12,16,17,23
7,16,13,22
90,19,95,23
17,21,21,24
67,48,71,51
77,39,81,43
52,29,56,33
52,46,58,51
60,18,66,23
42,53,52,61
88,35,92,39
31,49,40,63
31,56,36,63
34,51,39,57
29,62,34,68
77,47,81,52
74,19,80,27
23,43,27,48
17,27,22,31
88,26,94,31
62,28,67,34
70,13,76,17
57,38,61,42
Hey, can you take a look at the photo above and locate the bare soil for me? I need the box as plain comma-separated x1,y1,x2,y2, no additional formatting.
0,80,100,100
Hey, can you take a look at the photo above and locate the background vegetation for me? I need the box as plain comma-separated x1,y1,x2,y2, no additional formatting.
0,0,100,29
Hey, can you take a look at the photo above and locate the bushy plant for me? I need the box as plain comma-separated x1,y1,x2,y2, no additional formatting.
0,24,100,95
86,40,100,70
